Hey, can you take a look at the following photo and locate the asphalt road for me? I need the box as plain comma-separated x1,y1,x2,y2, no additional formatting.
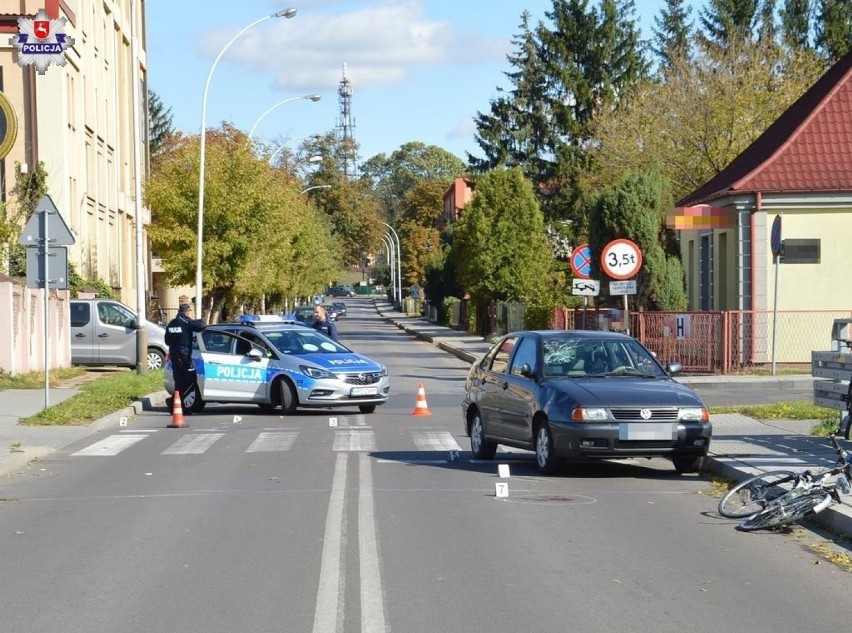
0,299,848,633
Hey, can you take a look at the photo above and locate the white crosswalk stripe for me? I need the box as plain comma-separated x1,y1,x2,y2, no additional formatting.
72,434,148,456
246,431,299,453
161,433,224,455
411,430,463,452
333,429,377,452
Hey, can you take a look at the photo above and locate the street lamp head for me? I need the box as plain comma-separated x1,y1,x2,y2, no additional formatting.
275,8,297,18
306,94,321,102
307,155,322,163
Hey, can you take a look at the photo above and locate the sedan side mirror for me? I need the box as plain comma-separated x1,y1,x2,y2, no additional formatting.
520,363,536,379
247,348,264,361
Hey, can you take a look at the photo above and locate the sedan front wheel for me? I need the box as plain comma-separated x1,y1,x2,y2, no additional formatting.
535,422,560,474
470,411,497,459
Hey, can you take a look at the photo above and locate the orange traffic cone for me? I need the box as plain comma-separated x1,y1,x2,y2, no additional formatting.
168,390,187,428
412,383,431,416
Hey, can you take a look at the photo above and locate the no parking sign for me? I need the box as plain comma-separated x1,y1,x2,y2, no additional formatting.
570,244,592,279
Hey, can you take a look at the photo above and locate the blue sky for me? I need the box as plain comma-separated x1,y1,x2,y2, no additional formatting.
146,0,669,163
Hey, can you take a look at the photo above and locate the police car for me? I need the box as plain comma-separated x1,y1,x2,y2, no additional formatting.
164,315,389,414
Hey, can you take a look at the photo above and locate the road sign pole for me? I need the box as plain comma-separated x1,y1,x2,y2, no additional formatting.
42,207,50,409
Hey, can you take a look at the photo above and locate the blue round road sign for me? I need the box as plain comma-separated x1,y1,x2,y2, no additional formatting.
771,215,782,257
570,244,592,279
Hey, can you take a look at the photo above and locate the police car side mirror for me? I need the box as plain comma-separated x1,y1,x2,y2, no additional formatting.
247,348,264,361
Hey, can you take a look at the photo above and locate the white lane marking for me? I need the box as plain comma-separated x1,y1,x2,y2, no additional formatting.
334,429,376,452
245,431,298,453
411,430,462,452
72,435,148,456
312,453,348,633
120,429,158,433
359,453,387,633
161,433,224,455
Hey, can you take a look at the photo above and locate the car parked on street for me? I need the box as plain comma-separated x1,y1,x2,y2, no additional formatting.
70,298,168,370
461,330,711,474
331,301,347,317
164,318,389,414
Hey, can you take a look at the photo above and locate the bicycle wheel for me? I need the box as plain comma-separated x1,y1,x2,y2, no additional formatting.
718,470,799,518
738,491,830,532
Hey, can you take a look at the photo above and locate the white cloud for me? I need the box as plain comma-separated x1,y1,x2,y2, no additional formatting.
448,115,476,141
195,0,508,92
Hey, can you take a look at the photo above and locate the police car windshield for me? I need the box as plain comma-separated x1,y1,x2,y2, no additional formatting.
264,329,350,355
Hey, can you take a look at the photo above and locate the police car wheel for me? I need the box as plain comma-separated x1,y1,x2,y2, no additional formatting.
279,379,298,414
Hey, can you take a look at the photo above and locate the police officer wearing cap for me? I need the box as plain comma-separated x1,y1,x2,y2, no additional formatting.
165,304,206,404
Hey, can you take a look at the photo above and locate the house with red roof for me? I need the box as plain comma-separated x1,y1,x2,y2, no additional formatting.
670,48,852,357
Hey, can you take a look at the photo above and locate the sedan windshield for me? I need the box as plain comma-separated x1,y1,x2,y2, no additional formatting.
541,337,666,378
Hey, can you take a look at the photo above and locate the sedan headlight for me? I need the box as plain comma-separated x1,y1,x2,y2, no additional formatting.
571,407,609,422
300,365,337,380
680,407,709,421
380,365,388,377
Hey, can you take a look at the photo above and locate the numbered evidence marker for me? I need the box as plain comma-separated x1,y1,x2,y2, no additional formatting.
119,417,128,427
495,482,509,498
233,415,242,424
448,449,459,462
329,417,338,427
498,463,511,478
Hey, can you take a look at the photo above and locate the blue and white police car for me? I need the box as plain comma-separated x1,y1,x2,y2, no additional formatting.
164,315,389,414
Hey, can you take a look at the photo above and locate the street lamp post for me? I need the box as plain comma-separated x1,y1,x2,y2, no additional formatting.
196,7,296,317
248,94,321,141
269,134,320,164
301,184,332,195
382,222,402,310
381,234,396,305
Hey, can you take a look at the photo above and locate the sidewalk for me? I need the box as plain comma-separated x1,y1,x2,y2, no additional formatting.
0,299,849,536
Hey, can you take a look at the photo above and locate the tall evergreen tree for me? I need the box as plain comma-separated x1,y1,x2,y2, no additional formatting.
815,0,852,61
780,0,813,49
535,0,649,227
698,0,760,50
652,0,693,70
147,90,173,157
468,11,550,186
757,0,779,44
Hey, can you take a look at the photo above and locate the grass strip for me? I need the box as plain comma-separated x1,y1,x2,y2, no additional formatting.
19,370,165,426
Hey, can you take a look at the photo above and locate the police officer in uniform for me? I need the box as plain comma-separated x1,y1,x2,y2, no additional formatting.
312,305,339,341
165,304,206,404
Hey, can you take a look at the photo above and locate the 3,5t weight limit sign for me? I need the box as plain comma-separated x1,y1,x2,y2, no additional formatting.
601,238,642,280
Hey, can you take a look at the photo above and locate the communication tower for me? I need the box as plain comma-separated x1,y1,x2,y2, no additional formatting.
336,62,357,177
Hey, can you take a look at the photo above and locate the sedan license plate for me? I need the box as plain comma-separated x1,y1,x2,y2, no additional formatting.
350,386,378,396
619,423,677,441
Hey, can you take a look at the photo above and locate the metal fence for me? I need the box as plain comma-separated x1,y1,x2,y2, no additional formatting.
430,299,852,374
